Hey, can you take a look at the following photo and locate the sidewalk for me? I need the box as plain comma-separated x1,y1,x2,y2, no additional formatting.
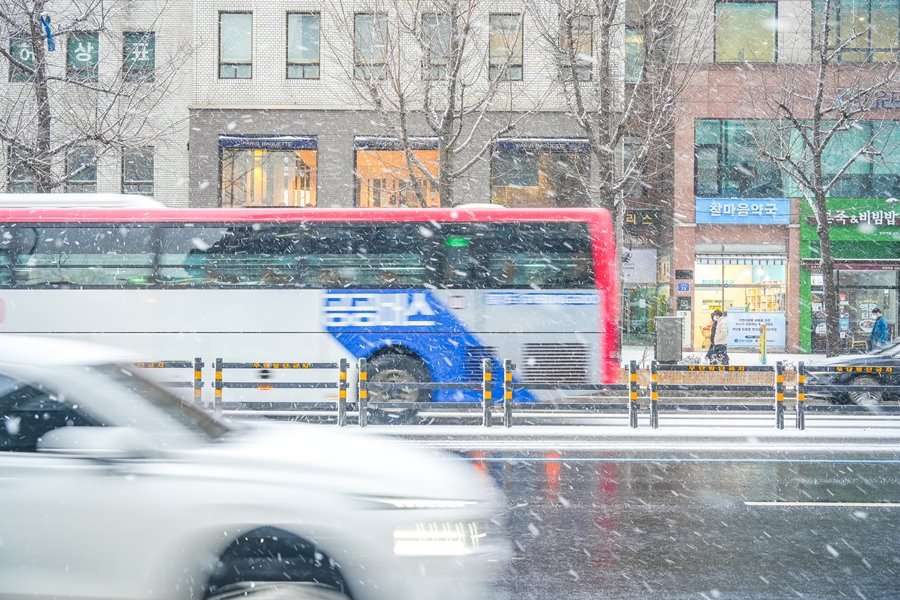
621,345,825,369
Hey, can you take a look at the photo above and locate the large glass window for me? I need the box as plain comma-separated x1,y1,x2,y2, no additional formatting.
694,119,783,197
287,13,320,79
489,14,523,81
355,141,439,207
7,147,35,193
66,147,97,193
123,148,154,196
624,28,644,82
354,13,388,79
123,32,155,82
715,2,777,62
810,270,898,352
219,13,252,78
491,143,590,207
9,37,34,82
67,32,99,81
422,13,451,79
814,0,900,62
222,147,317,207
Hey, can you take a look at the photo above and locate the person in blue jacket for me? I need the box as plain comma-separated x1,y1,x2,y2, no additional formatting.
867,307,888,352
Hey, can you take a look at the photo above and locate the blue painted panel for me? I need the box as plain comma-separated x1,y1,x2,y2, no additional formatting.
695,198,791,224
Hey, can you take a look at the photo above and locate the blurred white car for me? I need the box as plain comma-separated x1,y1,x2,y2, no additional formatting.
0,336,506,600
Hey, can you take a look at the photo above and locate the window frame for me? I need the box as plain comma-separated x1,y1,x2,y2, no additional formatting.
354,12,388,80
66,147,98,193
219,12,253,79
560,14,593,82
8,37,35,83
624,27,644,83
122,31,156,82
814,0,900,63
7,147,36,193
421,12,451,80
67,31,100,82
286,12,320,80
122,147,154,196
714,1,778,64
489,13,524,81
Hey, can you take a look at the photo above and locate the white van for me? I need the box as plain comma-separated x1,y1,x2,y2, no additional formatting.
0,193,166,208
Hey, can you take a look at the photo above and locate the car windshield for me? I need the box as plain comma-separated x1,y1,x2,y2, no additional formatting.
93,364,231,441
870,338,900,356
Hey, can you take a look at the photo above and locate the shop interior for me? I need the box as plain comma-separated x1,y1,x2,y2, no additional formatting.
693,262,786,348
810,270,898,353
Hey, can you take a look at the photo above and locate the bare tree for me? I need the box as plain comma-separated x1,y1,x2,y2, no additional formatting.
528,0,712,243
744,0,900,356
0,0,190,193
325,0,544,207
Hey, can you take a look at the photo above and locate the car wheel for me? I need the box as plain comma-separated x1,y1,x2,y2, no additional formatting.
848,375,883,405
368,352,432,404
207,582,350,600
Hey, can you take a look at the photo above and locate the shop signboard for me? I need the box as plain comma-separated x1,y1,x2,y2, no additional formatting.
800,198,900,241
728,312,786,347
695,198,791,224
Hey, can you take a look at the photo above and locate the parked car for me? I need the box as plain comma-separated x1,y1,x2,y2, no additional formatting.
0,335,507,600
803,338,900,405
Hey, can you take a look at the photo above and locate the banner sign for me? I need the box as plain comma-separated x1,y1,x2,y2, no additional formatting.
728,312,786,347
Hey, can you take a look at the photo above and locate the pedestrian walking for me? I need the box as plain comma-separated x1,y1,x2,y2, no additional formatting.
706,310,730,365
868,307,888,352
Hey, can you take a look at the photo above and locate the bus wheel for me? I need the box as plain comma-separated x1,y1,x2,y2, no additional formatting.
368,352,432,406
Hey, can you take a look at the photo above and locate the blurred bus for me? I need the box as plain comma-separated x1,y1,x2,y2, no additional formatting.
0,207,617,404
0,193,165,208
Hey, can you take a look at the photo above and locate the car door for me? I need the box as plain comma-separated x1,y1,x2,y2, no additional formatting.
0,371,190,599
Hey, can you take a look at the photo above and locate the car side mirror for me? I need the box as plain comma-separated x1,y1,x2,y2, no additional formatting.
37,426,156,459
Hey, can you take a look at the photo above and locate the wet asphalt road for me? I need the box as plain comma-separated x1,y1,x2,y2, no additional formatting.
389,418,900,600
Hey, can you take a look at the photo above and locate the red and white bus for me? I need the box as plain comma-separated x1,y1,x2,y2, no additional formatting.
0,206,617,404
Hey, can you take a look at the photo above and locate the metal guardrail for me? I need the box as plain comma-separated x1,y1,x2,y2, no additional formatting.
796,361,900,430
648,361,786,429
213,359,350,422
132,357,900,430
130,359,204,404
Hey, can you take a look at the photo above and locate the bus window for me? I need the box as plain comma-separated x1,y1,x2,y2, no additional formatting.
1,225,154,288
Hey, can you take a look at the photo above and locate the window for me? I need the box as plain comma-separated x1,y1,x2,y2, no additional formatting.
8,37,34,82
220,12,252,78
67,32,99,81
560,15,593,81
123,148,154,196
817,121,900,197
287,13,320,79
694,119,783,197
123,32,155,82
355,138,439,207
422,13,451,79
66,147,97,193
7,147,35,193
715,2,777,62
625,28,644,82
489,14,523,81
0,373,98,452
355,13,388,79
491,140,590,207
221,137,317,207
814,0,900,62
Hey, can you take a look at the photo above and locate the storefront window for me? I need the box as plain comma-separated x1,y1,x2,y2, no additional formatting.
355,143,439,207
810,270,898,352
221,141,317,207
693,262,786,348
491,140,590,207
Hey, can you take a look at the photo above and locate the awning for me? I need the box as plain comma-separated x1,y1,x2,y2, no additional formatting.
496,138,590,152
696,254,787,265
354,136,438,150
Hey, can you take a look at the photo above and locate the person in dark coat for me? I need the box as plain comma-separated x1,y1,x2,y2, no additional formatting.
868,307,889,352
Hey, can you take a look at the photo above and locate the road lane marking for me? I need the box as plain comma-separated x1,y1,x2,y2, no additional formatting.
745,501,900,507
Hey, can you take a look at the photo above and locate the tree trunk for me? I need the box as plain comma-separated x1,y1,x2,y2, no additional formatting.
29,2,53,192
814,192,841,357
